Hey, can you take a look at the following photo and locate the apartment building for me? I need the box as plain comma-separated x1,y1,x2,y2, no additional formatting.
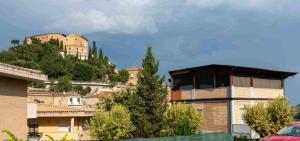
26,33,88,60
0,62,47,140
27,92,93,140
169,64,297,138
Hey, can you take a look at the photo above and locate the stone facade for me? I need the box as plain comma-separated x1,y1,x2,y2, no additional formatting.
26,33,88,60
127,66,141,86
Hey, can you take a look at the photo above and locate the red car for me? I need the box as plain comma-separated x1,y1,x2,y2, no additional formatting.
260,123,300,141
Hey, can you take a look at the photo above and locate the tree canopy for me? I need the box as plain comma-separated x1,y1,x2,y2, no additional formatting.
0,38,127,84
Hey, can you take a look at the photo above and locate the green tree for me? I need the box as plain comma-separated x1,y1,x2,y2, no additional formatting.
30,81,46,88
98,48,104,62
40,53,66,78
73,85,91,96
161,103,202,136
10,39,20,47
118,69,129,83
86,105,135,140
72,62,93,81
64,47,67,57
23,38,27,45
92,41,97,59
88,46,92,60
243,97,294,137
59,41,64,50
104,56,109,65
119,47,168,137
57,75,73,92
294,104,300,120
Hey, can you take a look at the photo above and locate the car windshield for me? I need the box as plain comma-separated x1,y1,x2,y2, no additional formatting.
277,125,300,136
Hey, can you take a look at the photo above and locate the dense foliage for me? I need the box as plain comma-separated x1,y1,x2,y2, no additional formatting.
294,104,300,120
86,105,135,140
49,75,91,95
161,103,202,136
114,47,168,137
243,97,294,137
0,38,127,83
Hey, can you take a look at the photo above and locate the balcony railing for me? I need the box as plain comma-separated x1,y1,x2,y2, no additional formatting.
0,62,48,81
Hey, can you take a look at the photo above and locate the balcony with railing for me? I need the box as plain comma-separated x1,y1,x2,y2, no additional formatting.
0,62,48,81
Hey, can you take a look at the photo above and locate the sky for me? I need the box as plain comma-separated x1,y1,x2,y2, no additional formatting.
0,0,300,104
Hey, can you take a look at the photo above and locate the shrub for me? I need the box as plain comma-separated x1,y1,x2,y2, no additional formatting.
161,103,202,136
243,97,294,137
86,104,135,140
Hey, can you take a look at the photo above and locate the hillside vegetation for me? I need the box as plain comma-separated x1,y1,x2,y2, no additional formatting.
0,38,128,83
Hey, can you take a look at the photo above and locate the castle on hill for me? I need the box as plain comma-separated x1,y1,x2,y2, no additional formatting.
26,33,88,60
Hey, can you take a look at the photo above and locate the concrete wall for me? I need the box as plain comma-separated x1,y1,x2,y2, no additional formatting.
0,76,28,140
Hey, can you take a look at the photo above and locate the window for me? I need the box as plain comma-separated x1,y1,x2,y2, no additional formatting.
253,76,282,89
69,98,73,105
233,74,251,87
172,73,193,91
195,70,214,89
58,121,69,132
216,71,230,87
77,98,81,104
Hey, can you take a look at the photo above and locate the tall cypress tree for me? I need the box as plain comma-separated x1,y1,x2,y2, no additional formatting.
60,41,64,50
98,48,104,62
64,47,67,57
129,47,168,137
23,38,27,45
88,46,92,60
92,41,97,59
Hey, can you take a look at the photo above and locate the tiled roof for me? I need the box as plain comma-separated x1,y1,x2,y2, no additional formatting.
127,66,142,71
37,104,93,113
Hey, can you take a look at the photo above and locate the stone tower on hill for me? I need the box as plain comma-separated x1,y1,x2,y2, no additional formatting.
26,33,89,60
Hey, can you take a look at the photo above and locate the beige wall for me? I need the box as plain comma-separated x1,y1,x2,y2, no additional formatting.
28,94,54,105
127,69,140,86
0,76,28,140
83,97,99,106
193,102,228,133
233,87,284,98
37,117,91,140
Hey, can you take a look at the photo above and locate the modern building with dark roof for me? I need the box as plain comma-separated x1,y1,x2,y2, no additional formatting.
168,64,297,138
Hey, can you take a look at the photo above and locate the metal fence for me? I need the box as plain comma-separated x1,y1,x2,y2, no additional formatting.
122,133,233,141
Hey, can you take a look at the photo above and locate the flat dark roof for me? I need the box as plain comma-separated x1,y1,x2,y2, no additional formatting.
169,64,297,79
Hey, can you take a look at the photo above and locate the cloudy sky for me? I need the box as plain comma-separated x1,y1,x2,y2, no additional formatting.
1,0,300,104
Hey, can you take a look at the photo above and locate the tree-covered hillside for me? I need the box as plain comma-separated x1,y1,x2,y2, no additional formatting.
0,38,128,83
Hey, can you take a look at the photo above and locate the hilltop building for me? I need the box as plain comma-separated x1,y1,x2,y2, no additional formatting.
127,66,142,86
169,64,297,138
0,62,47,140
26,33,88,60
